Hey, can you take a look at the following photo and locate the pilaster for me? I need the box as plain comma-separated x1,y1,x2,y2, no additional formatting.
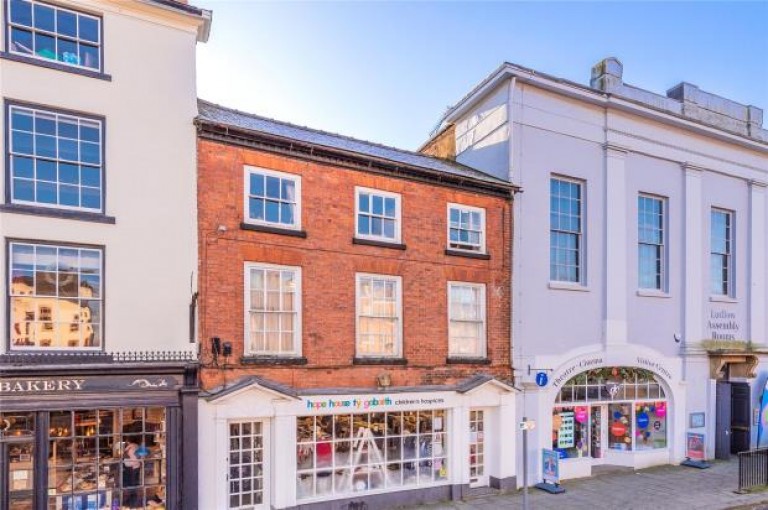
749,180,767,346
683,164,704,347
604,143,629,345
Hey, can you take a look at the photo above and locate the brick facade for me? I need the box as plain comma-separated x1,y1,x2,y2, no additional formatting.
197,138,513,392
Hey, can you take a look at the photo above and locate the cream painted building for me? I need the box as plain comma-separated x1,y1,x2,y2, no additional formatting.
0,2,210,509
425,57,768,485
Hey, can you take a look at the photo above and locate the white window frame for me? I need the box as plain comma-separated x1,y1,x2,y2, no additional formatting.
549,175,585,285
8,241,103,351
7,0,103,73
355,272,403,358
243,262,302,357
637,194,667,292
243,166,302,230
9,104,104,212
447,203,486,254
447,282,487,358
354,186,402,243
710,208,734,297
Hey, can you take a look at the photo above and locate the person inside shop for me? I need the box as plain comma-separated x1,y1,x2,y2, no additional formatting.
123,423,143,508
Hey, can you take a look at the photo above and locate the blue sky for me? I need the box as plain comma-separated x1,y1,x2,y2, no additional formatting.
196,1,768,150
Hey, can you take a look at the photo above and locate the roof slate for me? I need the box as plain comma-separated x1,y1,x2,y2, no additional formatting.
197,100,512,188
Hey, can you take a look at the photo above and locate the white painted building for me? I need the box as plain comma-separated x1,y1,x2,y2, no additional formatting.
0,1,210,509
424,57,768,484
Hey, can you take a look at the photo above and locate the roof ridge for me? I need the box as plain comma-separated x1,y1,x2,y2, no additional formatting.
197,98,470,165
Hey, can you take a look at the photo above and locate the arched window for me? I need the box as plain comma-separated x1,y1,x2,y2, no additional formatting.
552,367,668,459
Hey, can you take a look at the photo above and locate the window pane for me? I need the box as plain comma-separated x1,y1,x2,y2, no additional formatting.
10,0,33,25
79,44,99,70
10,27,33,54
57,10,77,37
250,173,265,196
79,15,99,43
33,4,55,31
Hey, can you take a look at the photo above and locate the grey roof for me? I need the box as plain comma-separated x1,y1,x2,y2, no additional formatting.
197,99,512,188
203,373,515,402
147,0,203,15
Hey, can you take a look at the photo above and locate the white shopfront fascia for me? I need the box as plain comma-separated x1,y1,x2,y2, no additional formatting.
198,380,516,510
517,345,687,484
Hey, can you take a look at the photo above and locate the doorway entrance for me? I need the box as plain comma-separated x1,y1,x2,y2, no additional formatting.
468,409,487,488
716,381,751,459
589,405,605,461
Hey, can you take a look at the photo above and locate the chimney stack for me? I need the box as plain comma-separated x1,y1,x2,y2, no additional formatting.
590,57,623,92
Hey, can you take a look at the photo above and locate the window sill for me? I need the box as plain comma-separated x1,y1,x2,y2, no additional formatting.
710,295,738,304
548,281,589,292
446,357,491,365
444,249,490,260
240,222,307,238
0,52,112,81
352,237,406,250
0,203,115,224
352,357,407,365
240,355,308,366
636,290,671,299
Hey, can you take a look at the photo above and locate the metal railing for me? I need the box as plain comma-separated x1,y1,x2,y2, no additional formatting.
738,447,768,492
0,350,197,366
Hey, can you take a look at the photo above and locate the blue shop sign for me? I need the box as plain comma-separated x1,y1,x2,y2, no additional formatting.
535,372,549,387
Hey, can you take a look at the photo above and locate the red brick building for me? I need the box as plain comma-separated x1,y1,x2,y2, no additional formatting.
195,100,518,510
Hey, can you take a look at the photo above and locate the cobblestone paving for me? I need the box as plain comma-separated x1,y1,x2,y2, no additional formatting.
401,461,768,510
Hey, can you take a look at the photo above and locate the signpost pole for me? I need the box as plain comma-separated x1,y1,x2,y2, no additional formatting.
522,416,529,510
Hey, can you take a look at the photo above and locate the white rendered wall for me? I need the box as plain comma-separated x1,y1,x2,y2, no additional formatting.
450,75,768,475
0,1,202,353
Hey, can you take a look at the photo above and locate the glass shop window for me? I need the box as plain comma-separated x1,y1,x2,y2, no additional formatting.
296,410,448,500
634,401,667,450
46,407,166,510
551,407,588,459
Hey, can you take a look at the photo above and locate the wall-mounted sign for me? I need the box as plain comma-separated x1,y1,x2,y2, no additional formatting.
0,375,180,396
686,433,706,461
535,372,549,387
304,395,446,412
542,449,560,484
707,309,741,341
688,412,705,429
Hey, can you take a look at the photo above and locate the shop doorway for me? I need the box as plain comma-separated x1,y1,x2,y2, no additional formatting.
589,405,606,461
469,409,487,488
228,421,268,510
2,412,35,510
715,381,752,459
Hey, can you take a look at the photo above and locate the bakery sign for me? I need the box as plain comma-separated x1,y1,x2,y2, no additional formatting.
0,375,180,396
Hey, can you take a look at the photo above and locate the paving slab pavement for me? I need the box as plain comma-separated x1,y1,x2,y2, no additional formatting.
399,461,768,510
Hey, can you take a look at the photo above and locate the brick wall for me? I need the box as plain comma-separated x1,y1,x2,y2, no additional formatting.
198,138,513,391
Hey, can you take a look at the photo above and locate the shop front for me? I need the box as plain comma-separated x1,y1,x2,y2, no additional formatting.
550,366,670,478
518,349,686,484
0,356,198,510
198,375,516,510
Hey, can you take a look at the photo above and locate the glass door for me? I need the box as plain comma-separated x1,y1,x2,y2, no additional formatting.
589,405,604,460
228,421,267,509
2,412,36,510
469,410,487,488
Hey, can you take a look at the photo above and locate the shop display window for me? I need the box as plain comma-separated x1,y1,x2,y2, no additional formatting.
551,367,669,459
296,410,448,500
551,407,588,459
608,404,632,451
45,407,166,510
634,401,667,450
